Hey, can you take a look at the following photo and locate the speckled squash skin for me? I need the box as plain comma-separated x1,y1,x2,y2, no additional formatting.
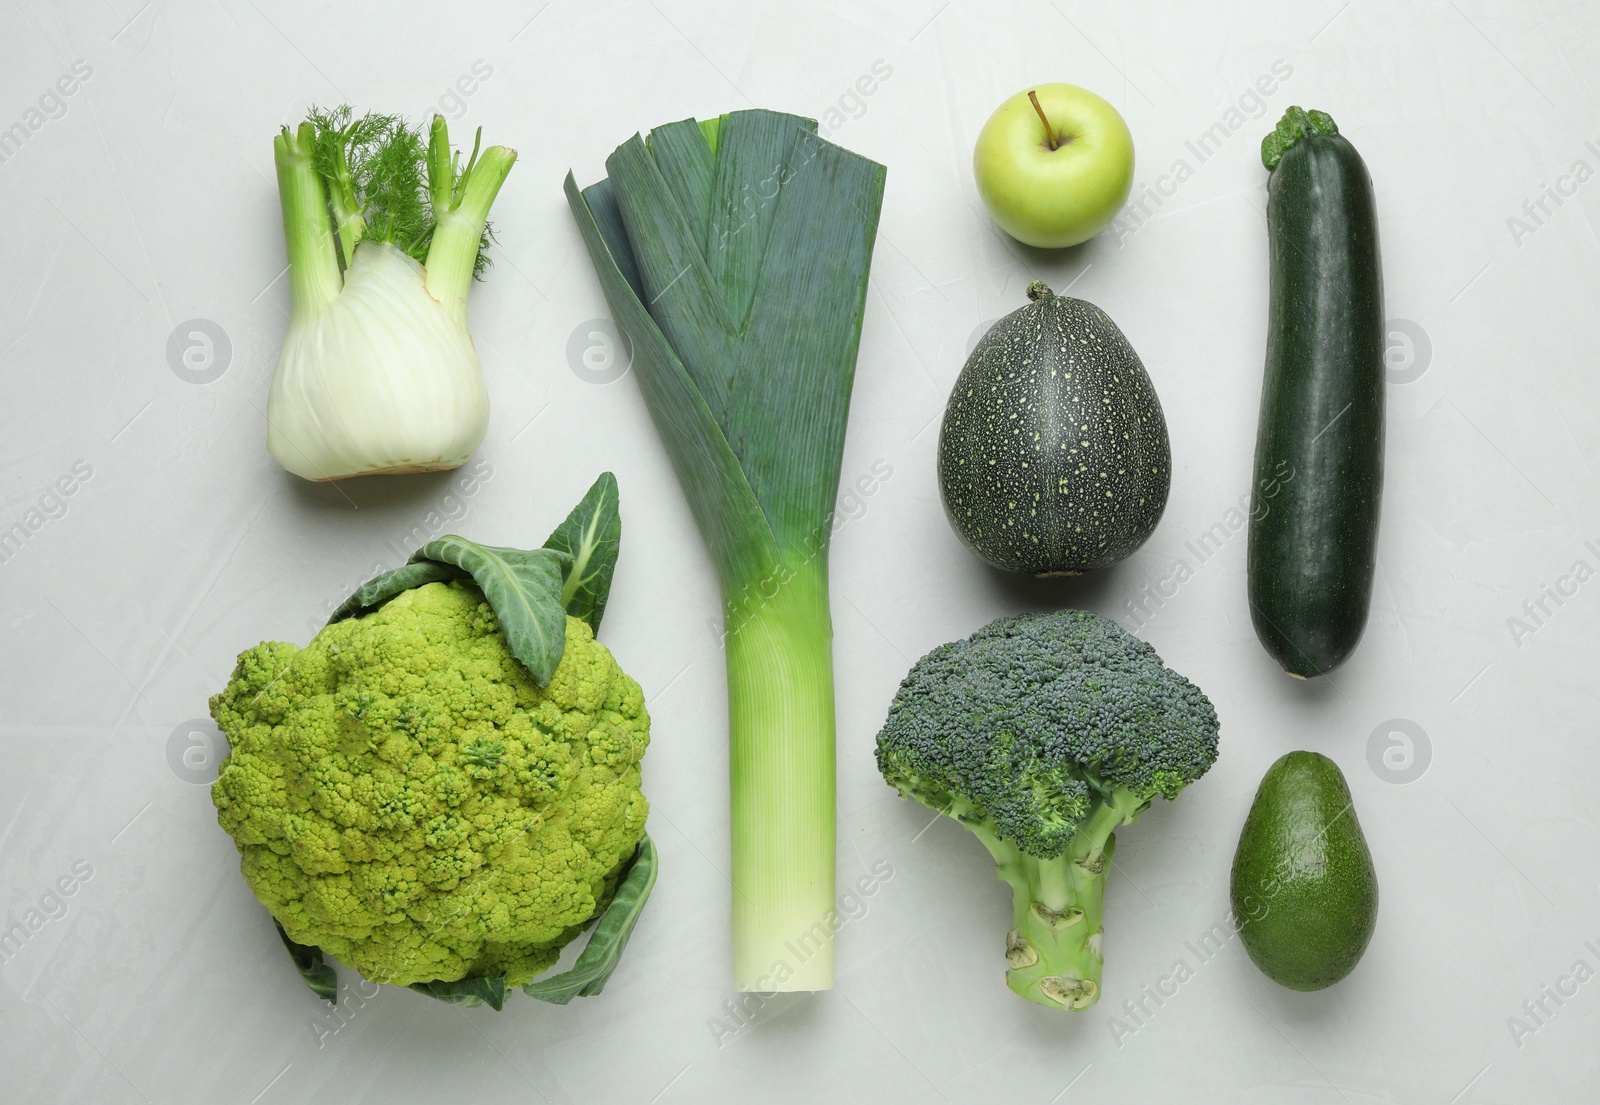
937,283,1170,574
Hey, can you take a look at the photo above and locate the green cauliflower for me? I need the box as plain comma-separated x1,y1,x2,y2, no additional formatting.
209,579,650,988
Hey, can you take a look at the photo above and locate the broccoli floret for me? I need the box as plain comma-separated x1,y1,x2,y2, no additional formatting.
875,610,1219,1010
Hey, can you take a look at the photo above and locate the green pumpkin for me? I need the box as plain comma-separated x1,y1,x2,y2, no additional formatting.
937,282,1170,574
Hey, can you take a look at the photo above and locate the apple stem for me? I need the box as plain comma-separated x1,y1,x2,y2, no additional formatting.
1028,90,1059,151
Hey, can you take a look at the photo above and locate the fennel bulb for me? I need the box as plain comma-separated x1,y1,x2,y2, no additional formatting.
269,241,487,479
267,107,514,481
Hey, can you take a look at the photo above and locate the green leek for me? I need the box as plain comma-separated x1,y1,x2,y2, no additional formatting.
566,110,885,991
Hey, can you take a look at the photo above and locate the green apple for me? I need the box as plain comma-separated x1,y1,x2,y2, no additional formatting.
974,84,1135,248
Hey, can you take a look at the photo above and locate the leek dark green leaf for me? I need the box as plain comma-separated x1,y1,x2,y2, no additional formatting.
567,109,884,990
567,172,778,596
644,120,716,245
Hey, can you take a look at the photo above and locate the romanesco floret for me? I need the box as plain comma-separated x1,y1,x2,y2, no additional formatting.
210,580,649,988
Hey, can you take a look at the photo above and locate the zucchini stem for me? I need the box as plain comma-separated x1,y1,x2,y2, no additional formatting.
1261,105,1340,170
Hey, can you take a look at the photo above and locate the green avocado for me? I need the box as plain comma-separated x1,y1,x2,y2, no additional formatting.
1230,751,1378,991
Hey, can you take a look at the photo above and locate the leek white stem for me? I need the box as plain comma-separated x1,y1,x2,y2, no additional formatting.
726,564,836,992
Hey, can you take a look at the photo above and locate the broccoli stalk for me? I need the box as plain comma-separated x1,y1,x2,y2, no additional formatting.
968,789,1142,1008
875,611,1220,1011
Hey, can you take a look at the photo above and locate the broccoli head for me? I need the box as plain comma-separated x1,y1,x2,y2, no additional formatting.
210,580,649,988
875,610,1218,1010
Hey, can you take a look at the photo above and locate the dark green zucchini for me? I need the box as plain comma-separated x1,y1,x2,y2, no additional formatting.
1248,107,1384,677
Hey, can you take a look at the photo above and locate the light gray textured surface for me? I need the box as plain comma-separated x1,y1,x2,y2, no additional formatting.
3,1,1596,1100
